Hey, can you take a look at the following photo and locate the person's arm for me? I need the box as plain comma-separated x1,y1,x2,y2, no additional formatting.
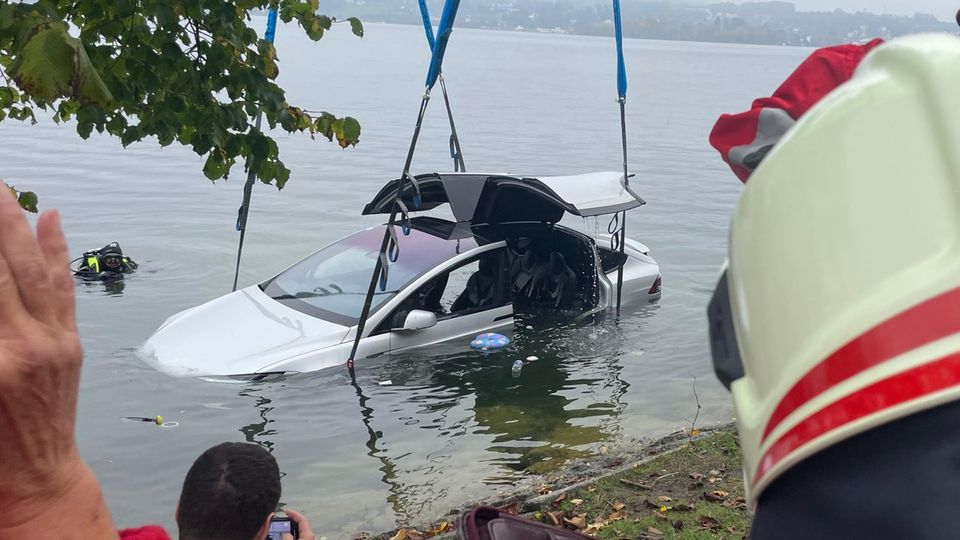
0,187,117,539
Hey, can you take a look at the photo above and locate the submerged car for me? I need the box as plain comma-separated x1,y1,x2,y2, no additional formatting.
139,172,661,378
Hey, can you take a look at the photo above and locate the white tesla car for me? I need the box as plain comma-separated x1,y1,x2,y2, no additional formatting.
138,172,661,378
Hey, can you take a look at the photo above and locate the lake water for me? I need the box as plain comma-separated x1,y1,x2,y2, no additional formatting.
0,22,809,538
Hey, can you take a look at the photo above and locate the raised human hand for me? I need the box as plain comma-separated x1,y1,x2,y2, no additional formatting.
0,186,116,538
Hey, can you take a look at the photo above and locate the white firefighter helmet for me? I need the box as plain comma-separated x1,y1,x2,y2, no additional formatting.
709,33,960,504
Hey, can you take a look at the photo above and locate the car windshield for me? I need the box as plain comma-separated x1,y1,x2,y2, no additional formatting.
262,226,473,325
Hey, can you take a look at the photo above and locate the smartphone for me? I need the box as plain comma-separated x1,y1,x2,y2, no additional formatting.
266,516,299,540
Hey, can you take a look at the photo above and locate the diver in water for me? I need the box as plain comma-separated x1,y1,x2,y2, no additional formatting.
74,242,138,280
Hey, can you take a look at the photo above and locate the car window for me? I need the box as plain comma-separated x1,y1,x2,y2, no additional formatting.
376,249,508,333
441,260,481,313
261,226,473,325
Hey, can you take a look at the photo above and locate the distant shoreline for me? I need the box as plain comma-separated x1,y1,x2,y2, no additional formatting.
318,0,956,48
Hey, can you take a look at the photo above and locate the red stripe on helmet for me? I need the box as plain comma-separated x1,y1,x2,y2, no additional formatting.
762,287,960,442
754,350,960,489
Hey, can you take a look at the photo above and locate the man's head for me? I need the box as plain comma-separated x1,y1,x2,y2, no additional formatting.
177,442,281,540
99,243,124,270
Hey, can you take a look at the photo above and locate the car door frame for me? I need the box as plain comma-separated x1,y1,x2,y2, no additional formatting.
371,242,513,353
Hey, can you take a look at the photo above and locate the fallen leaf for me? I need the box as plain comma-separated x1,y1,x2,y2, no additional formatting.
585,519,609,534
708,470,721,477
612,502,626,511
646,526,665,536
657,495,673,502
727,526,738,533
704,490,730,501
388,529,410,540
538,484,552,495
723,497,748,510
708,476,721,484
546,511,563,526
690,472,704,481
607,511,623,520
586,487,597,492
553,493,566,505
690,428,701,437
698,515,721,530
570,498,584,506
563,515,587,530
424,522,450,536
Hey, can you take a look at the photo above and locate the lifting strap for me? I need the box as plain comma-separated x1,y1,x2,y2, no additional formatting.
346,0,461,374
232,9,279,292
418,0,465,172
607,0,645,314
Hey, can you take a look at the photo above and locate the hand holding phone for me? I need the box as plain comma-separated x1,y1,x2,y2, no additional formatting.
266,516,298,540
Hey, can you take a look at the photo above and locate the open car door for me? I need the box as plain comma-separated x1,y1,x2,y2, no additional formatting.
362,172,643,225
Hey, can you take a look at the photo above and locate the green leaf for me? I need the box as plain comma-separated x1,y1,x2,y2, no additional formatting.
0,4,15,32
339,116,361,147
305,18,325,40
314,112,335,141
202,152,230,180
275,162,291,189
157,128,175,147
262,42,279,80
258,160,277,183
120,126,140,147
8,25,74,103
17,190,39,213
8,24,112,105
76,121,93,139
347,17,364,38
249,132,271,161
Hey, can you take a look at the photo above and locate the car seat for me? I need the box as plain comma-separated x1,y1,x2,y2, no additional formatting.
539,252,577,309
452,255,498,312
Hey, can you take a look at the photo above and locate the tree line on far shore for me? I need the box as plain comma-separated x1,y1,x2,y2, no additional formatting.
328,0,955,47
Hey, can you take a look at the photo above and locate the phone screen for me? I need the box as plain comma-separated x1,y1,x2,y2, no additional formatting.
266,517,297,540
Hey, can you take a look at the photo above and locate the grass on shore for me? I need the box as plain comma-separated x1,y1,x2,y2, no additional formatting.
532,430,750,539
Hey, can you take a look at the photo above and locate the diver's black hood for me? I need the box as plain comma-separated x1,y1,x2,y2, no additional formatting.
99,242,123,256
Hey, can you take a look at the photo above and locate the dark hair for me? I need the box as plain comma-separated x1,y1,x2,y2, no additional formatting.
177,442,281,540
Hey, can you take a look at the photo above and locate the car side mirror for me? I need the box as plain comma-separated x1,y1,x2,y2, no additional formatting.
399,310,438,331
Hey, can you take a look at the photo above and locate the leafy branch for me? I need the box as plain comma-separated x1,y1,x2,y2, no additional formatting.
0,0,365,211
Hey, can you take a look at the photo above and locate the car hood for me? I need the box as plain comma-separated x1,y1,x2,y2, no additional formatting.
138,285,351,377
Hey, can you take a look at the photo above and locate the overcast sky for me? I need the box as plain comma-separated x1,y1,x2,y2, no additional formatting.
784,0,957,20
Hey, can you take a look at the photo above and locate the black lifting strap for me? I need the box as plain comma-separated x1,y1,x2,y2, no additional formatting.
232,112,264,292
346,94,431,372
438,75,465,172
